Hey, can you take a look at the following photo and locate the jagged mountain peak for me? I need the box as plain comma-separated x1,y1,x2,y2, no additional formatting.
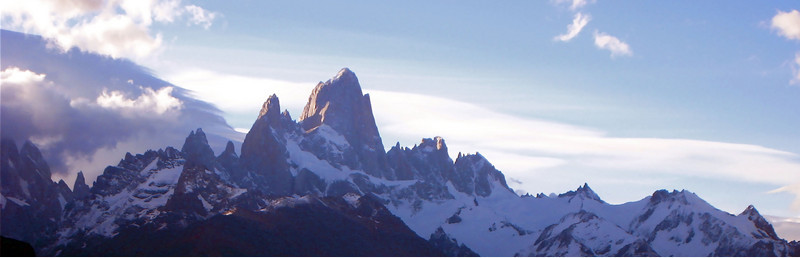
298,68,389,178
74,171,86,186
282,109,292,120
648,189,702,206
240,94,293,193
19,140,42,158
740,204,781,240
258,94,281,120
5,66,797,257
221,141,236,157
20,140,51,179
300,68,369,131
73,171,91,200
332,67,357,81
557,183,604,203
415,136,448,153
181,128,215,169
741,204,760,217
455,152,486,164
451,152,514,197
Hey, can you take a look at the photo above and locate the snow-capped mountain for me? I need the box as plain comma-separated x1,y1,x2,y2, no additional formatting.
2,67,799,256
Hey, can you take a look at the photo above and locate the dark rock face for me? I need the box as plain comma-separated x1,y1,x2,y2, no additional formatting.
451,153,513,197
239,94,293,195
387,137,455,201
525,211,659,257
299,68,391,179
57,195,445,257
56,179,74,203
167,129,245,219
164,163,213,218
181,128,216,170
292,168,325,195
241,94,292,195
91,150,160,196
615,240,659,257
1,236,36,256
72,171,91,200
740,205,781,241
215,140,250,190
429,227,479,257
0,139,68,249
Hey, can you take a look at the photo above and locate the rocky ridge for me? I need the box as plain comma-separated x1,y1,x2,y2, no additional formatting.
0,68,798,256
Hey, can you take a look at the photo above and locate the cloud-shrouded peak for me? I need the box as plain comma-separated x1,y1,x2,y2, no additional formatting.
0,0,218,60
555,12,591,42
593,31,632,57
1,29,234,188
771,9,800,41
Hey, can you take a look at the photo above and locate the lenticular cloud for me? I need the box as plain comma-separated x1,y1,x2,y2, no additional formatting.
0,30,234,182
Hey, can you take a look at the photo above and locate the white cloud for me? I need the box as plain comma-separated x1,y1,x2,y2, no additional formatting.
593,31,632,57
771,9,800,41
553,0,593,11
554,12,591,42
185,5,216,29
0,0,217,60
771,184,800,211
0,67,46,84
96,86,183,115
163,69,315,116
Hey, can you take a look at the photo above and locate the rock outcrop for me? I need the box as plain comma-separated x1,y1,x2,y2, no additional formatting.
299,68,391,179
72,171,91,200
0,139,70,249
239,94,293,194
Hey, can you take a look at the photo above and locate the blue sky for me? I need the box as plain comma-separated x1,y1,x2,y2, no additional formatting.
155,1,800,151
3,0,800,221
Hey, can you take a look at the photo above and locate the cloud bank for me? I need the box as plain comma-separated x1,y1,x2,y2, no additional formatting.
1,0,217,60
0,30,234,187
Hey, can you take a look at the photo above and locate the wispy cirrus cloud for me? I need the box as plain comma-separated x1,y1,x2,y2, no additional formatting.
554,12,591,42
0,0,217,60
553,0,594,11
551,0,634,58
593,30,632,57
